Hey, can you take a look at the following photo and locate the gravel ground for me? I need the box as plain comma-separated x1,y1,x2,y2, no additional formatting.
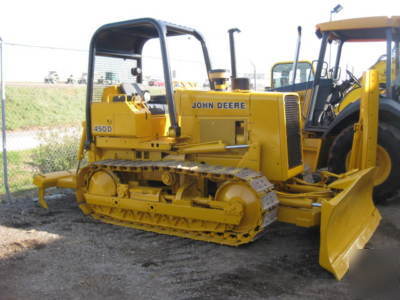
0,189,399,300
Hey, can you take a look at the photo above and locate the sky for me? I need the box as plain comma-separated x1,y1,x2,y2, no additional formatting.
1,0,399,83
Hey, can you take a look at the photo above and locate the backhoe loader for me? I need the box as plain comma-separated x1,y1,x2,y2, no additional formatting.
269,16,400,199
33,18,381,279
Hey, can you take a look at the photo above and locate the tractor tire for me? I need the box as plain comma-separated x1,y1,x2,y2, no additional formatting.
328,123,400,201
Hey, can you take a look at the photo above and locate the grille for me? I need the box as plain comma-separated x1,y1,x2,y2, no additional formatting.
284,95,302,168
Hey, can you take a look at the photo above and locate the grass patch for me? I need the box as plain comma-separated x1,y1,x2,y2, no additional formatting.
30,129,80,173
5,85,86,130
1,129,81,194
4,149,36,192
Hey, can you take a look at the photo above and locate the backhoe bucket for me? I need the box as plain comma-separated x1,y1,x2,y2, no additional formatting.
319,168,381,280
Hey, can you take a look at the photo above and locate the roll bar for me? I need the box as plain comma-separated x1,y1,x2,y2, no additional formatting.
85,18,213,145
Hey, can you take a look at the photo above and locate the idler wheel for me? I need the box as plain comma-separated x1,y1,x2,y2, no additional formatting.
215,181,262,232
88,170,118,196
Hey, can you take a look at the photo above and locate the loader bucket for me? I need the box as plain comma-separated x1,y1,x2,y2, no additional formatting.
319,168,381,280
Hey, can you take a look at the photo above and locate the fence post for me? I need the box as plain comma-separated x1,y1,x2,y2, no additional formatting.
0,37,11,201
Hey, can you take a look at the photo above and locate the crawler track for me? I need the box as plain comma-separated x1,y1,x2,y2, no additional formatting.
76,160,279,245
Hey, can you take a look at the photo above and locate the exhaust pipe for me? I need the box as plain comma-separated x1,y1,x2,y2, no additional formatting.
228,28,240,80
228,28,250,90
290,26,302,86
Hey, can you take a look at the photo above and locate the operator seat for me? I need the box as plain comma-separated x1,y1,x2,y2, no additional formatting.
119,83,167,115
120,82,137,96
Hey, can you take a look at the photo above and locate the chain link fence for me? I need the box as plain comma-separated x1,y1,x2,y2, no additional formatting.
0,40,87,201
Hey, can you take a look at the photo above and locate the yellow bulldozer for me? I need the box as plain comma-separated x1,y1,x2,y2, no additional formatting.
33,18,381,279
268,16,400,199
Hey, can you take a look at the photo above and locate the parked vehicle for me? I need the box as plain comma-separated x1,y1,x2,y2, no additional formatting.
66,74,76,84
78,73,88,84
44,71,59,84
148,79,165,86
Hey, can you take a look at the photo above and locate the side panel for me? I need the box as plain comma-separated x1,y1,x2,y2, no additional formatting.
177,90,252,168
177,90,250,145
176,90,304,181
250,93,304,181
249,94,285,180
91,102,151,137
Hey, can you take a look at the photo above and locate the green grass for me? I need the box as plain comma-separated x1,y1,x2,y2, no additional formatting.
30,130,80,174
0,132,80,194
3,149,36,192
5,85,86,130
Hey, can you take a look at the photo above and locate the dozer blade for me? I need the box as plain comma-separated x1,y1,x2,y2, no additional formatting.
319,168,381,280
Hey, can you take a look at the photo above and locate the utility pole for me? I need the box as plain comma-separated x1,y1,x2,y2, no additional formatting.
250,61,256,90
329,4,343,71
0,37,10,201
